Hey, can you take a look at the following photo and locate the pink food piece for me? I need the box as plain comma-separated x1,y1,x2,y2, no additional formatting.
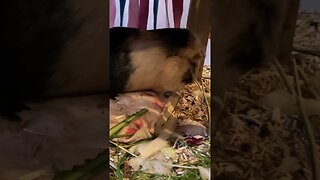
132,118,145,129
110,91,167,143
123,118,146,135
152,97,166,109
125,127,138,135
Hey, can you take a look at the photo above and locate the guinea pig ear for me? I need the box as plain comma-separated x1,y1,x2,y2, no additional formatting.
188,50,205,78
188,50,205,65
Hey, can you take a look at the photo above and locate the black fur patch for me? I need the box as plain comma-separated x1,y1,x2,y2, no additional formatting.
1,1,82,119
150,28,193,56
181,68,194,84
181,61,197,84
110,27,138,95
227,23,264,72
189,62,197,73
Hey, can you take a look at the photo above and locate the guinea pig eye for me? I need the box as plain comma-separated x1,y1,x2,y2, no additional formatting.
164,92,172,98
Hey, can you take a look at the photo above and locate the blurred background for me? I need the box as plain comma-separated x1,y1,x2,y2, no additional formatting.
300,0,320,11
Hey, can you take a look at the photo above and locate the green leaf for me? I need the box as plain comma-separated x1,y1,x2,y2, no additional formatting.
109,108,148,139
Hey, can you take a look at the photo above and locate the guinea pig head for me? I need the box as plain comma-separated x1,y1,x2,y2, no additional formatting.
155,32,205,98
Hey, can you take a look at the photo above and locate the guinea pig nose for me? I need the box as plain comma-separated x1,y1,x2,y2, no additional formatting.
164,92,172,98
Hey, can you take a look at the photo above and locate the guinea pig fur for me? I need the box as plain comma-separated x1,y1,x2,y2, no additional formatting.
110,27,205,99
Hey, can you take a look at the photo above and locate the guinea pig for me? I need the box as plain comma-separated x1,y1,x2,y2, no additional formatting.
110,27,205,99
1,0,107,120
